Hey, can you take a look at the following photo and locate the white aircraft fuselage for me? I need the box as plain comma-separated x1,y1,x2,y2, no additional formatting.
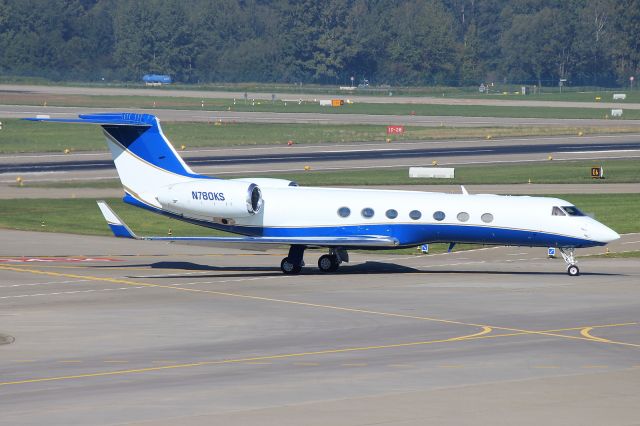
26,113,619,276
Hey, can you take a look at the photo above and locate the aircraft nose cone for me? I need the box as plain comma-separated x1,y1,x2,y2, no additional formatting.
599,225,620,243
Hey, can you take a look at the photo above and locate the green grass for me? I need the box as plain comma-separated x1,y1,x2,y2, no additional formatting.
17,159,640,189
241,159,640,186
0,194,637,237
3,78,639,100
4,91,640,119
584,250,640,258
454,90,640,103
0,198,229,237
5,118,637,153
554,194,640,234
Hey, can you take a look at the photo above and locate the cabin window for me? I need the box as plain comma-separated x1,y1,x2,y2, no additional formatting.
562,206,585,216
457,212,470,222
481,213,494,223
385,209,398,219
433,211,445,221
337,207,351,218
361,208,375,218
552,206,566,216
409,210,422,220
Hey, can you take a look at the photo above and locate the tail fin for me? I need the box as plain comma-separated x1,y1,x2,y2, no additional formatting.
25,113,209,206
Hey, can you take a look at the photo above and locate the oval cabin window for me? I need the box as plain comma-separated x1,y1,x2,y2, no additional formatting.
337,207,351,218
481,213,494,223
386,209,398,219
457,212,470,222
409,210,422,220
361,208,375,218
433,211,446,221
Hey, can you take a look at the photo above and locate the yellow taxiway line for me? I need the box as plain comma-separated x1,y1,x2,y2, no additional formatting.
1,264,638,347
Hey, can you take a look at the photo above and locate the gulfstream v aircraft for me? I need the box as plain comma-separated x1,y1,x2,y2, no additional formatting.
27,113,619,276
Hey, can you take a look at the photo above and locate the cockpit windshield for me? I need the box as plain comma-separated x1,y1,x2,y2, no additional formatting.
552,206,566,216
562,206,585,216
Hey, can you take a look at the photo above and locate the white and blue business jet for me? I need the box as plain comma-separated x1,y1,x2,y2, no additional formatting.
27,113,620,276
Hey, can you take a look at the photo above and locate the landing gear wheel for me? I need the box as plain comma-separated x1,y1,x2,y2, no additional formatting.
281,257,302,275
318,254,339,272
560,248,581,276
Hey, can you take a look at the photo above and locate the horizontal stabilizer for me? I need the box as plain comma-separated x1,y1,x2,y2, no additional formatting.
97,200,138,239
23,112,153,127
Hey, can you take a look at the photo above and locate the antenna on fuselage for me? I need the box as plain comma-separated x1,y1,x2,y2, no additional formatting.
460,185,469,195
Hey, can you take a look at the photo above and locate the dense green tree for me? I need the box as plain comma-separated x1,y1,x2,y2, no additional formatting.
572,0,616,85
611,0,640,85
500,7,573,87
0,0,638,87
381,0,457,85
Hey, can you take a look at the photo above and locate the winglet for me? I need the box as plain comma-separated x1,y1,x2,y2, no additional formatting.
97,201,138,239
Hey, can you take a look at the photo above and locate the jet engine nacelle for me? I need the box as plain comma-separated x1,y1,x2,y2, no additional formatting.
156,180,263,218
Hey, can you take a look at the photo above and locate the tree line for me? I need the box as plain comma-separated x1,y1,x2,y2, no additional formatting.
0,0,638,87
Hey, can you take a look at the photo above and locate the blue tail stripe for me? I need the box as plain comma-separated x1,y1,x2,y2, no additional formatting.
103,123,196,177
25,112,211,179
108,223,134,238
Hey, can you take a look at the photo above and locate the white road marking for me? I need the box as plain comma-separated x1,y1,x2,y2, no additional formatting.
567,149,640,154
0,275,293,299
417,261,486,269
128,271,214,279
0,279,90,289
0,287,146,300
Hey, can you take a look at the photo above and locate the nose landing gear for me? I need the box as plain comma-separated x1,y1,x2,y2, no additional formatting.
559,248,580,276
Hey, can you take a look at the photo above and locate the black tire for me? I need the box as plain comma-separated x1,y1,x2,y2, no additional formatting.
567,265,580,277
318,254,339,272
281,257,302,275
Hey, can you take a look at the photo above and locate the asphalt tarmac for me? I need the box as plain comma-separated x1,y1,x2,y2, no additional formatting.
2,133,640,184
1,230,639,425
3,138,640,174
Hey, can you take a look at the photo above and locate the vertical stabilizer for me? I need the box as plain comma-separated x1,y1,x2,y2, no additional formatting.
25,113,210,207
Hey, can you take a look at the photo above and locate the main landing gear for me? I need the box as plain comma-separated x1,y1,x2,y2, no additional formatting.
281,245,305,275
280,246,349,275
317,248,348,273
559,248,580,276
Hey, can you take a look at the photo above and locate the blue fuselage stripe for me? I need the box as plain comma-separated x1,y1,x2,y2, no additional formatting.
123,195,603,248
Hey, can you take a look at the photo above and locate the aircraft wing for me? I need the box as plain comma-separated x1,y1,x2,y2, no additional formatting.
97,201,399,248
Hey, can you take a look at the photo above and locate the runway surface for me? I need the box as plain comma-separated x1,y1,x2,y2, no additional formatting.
2,133,640,183
4,138,640,175
2,83,640,110
3,104,640,128
1,230,639,425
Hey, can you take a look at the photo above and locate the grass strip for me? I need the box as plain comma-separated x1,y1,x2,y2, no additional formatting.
254,159,640,186
0,198,223,237
3,118,639,153
583,251,640,258
15,159,640,189
3,91,640,119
